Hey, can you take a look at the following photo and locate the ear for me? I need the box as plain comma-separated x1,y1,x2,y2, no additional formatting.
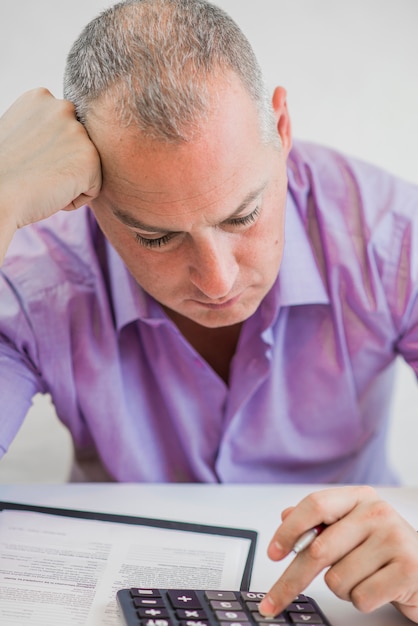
272,86,292,156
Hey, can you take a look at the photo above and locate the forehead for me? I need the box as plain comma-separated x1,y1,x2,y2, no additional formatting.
88,75,276,222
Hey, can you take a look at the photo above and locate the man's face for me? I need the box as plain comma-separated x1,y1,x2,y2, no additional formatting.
88,76,291,329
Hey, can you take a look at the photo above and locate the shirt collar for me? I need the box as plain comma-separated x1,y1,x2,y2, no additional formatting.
105,239,167,332
253,188,329,336
277,189,329,307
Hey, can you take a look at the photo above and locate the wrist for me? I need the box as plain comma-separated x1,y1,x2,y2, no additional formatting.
0,202,17,265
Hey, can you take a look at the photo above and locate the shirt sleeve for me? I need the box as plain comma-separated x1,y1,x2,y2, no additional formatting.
0,270,45,456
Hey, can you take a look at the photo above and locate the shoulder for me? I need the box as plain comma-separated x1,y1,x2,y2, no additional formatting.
286,141,418,334
288,139,418,236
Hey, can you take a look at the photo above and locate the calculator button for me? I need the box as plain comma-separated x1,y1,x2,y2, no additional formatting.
168,591,202,609
134,598,166,608
240,592,266,602
253,622,286,626
251,614,286,623
138,608,170,618
179,621,209,626
293,595,309,602
253,622,285,626
176,609,207,619
219,622,249,626
132,588,162,597
288,613,324,624
205,591,238,601
215,611,247,621
210,601,242,610
245,602,262,611
141,618,175,626
287,603,315,613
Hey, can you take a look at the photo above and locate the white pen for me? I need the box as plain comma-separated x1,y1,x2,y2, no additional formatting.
292,523,327,554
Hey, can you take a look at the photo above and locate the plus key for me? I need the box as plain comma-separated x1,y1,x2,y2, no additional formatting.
167,591,202,609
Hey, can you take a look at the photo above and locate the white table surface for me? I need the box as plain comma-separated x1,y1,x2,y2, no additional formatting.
0,483,416,626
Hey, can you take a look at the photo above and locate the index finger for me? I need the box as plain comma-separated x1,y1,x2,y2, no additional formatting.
259,543,328,617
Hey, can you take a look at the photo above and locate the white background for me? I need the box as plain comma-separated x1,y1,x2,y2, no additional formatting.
0,0,417,483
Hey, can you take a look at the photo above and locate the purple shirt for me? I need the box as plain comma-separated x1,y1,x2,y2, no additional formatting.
1,140,417,484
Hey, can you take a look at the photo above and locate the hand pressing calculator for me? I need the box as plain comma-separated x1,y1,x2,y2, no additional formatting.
116,588,333,626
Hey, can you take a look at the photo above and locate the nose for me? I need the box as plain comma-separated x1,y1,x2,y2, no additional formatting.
188,233,239,300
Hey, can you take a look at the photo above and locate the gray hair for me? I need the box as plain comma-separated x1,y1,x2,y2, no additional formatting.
63,0,278,143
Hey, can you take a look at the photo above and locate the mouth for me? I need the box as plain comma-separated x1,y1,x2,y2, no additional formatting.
193,293,241,310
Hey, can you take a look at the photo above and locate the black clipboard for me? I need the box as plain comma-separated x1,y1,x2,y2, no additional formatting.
0,500,257,590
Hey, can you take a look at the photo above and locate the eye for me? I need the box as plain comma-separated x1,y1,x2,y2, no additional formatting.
134,233,174,248
226,205,261,228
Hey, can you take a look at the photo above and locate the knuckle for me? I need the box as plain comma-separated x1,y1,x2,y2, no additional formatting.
357,484,377,500
365,499,395,526
304,492,326,517
394,547,418,577
350,586,375,613
60,98,77,118
399,560,418,581
386,523,409,547
81,141,100,172
29,86,52,99
324,568,347,600
306,535,328,563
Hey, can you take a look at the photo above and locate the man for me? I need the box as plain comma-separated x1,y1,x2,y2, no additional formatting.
1,0,418,620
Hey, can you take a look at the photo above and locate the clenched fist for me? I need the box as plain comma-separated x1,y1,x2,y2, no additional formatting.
0,88,102,262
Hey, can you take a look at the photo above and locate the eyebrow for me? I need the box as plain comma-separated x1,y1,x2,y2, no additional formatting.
111,182,268,233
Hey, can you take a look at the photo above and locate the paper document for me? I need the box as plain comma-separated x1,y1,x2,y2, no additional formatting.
0,506,255,626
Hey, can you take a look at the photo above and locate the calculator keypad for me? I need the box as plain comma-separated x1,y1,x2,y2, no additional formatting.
117,589,333,626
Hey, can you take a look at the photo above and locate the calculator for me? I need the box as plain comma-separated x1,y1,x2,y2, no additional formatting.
116,588,333,626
